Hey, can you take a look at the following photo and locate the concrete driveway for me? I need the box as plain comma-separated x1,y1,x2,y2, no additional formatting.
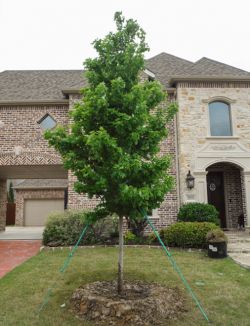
0,226,44,240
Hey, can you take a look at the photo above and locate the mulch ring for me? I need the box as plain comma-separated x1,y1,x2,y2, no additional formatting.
70,280,187,326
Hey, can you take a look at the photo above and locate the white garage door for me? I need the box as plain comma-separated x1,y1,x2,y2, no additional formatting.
24,199,64,226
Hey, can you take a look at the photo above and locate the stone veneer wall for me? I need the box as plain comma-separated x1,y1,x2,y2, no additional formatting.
176,82,250,209
15,189,65,226
0,179,7,231
67,93,179,230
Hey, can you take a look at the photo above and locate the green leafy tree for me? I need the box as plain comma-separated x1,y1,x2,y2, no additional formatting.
7,181,14,203
45,12,177,294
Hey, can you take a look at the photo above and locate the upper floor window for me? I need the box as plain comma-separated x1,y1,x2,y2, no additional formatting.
209,101,232,136
38,114,57,130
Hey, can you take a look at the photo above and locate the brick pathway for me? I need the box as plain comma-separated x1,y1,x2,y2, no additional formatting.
0,240,41,278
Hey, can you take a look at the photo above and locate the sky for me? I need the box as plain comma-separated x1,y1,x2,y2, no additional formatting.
0,0,250,72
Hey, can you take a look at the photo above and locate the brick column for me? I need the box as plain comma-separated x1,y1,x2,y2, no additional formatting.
0,179,7,231
243,172,250,229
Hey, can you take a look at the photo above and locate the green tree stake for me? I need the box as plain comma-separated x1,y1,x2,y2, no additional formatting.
142,210,210,323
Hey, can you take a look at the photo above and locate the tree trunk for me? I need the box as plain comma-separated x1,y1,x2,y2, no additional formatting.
117,215,124,294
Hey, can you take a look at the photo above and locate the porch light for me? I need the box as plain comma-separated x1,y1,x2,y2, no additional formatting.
186,170,195,189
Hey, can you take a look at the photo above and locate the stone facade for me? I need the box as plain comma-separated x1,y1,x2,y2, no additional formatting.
15,188,65,226
176,82,250,227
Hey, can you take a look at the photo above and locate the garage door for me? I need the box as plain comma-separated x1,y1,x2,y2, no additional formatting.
24,199,64,226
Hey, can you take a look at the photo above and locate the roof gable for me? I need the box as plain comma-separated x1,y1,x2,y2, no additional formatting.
181,57,250,78
145,52,194,88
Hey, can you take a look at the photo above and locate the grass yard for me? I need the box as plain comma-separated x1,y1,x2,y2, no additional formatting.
0,247,249,326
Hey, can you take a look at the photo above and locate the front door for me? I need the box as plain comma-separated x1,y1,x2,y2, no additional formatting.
207,171,226,228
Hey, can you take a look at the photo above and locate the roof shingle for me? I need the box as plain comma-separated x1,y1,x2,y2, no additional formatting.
0,53,249,101
0,70,87,102
14,179,68,189
180,57,250,78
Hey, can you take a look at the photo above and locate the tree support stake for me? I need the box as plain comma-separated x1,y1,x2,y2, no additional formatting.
141,210,210,323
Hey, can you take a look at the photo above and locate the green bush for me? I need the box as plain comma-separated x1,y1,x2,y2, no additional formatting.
178,202,219,225
146,232,158,244
43,210,117,246
160,222,219,248
124,231,137,244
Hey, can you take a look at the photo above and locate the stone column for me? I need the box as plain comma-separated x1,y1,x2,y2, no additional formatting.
194,171,208,203
0,179,7,231
243,171,250,228
182,171,208,204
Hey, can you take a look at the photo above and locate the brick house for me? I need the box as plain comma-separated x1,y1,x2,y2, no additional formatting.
1,53,250,230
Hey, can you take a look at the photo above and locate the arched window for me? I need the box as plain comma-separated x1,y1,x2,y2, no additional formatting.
209,101,232,136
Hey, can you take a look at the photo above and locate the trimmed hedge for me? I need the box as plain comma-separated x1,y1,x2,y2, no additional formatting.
178,202,219,225
160,222,219,248
42,210,118,246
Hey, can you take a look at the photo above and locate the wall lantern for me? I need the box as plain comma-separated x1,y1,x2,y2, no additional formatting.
186,170,195,189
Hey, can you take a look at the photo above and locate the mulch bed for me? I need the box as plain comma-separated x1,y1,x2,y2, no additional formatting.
70,280,187,326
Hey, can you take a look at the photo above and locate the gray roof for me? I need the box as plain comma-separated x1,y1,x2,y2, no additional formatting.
0,53,249,102
0,70,87,102
14,179,68,189
145,52,193,88
178,57,250,78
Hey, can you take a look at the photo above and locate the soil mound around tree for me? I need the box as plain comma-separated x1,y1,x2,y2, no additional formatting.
70,280,187,326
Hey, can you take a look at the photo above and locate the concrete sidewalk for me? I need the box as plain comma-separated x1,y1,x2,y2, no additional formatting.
226,230,250,269
0,226,44,240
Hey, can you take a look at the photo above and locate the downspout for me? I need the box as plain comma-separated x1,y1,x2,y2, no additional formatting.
173,87,181,211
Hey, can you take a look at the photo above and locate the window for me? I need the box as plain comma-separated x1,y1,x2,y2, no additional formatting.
38,114,57,130
209,101,232,136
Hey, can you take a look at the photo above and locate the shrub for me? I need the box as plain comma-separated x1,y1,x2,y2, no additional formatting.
178,202,219,225
206,229,228,243
43,210,117,246
146,232,158,244
127,218,148,237
160,222,219,248
124,231,137,244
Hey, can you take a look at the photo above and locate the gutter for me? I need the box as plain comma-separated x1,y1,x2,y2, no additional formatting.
169,76,250,86
0,99,69,106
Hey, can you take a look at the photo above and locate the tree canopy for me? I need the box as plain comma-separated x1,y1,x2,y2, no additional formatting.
45,12,177,222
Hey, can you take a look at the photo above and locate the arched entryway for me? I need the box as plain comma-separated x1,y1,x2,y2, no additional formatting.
206,162,246,229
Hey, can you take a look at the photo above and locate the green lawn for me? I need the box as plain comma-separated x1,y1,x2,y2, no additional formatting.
0,247,249,326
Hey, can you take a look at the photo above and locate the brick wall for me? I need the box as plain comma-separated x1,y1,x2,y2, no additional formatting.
15,188,65,226
0,179,7,231
0,104,69,154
